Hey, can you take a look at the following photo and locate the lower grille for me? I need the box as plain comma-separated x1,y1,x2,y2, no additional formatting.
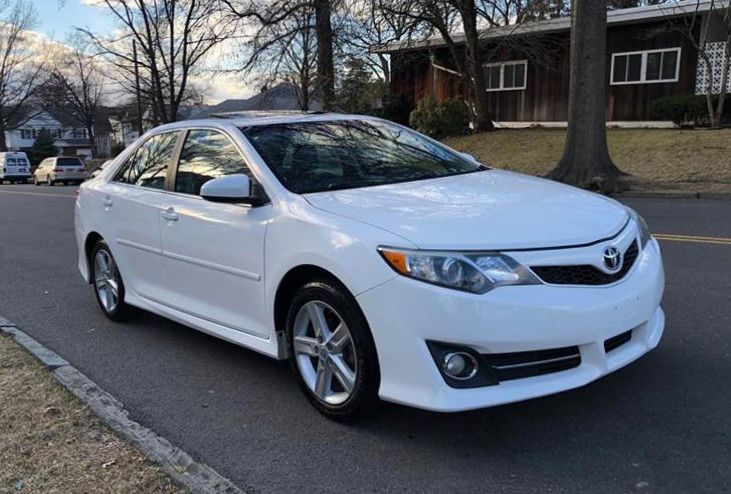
482,346,581,382
531,241,640,285
604,330,632,353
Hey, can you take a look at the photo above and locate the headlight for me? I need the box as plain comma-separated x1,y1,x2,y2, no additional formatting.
625,207,652,248
378,248,541,294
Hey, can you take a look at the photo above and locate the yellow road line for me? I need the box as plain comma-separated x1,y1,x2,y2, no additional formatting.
654,234,731,245
0,190,75,199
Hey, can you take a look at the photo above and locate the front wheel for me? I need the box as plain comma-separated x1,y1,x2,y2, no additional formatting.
286,279,380,420
91,240,134,322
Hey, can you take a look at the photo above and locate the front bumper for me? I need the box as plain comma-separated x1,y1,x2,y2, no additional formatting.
356,238,665,412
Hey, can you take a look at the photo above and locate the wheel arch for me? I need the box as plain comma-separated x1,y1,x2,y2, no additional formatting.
272,264,376,361
84,231,104,284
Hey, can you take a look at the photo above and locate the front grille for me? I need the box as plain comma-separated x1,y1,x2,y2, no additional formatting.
604,330,632,353
482,345,581,382
531,241,639,286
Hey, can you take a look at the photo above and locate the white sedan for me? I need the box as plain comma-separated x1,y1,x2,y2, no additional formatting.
74,113,665,419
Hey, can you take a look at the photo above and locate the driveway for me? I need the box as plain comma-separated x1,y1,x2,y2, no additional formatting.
1,184,729,493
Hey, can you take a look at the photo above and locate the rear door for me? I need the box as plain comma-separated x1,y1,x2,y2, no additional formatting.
157,129,271,338
99,131,181,302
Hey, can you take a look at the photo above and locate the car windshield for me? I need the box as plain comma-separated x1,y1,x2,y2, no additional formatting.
241,119,484,194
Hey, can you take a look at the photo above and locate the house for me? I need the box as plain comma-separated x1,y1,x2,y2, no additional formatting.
373,0,731,124
187,82,323,119
6,107,112,160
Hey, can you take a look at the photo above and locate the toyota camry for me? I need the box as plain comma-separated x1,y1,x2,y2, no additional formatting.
74,112,665,419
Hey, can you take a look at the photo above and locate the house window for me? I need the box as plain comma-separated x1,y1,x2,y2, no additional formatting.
611,48,681,85
21,129,32,139
484,60,527,91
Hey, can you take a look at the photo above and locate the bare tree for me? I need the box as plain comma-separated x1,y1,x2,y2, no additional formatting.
223,0,338,110
340,0,426,84
0,1,46,151
42,37,105,157
660,0,730,128
229,4,318,110
547,0,623,192
81,0,234,125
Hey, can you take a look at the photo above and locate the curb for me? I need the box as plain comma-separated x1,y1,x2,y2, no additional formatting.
0,317,243,494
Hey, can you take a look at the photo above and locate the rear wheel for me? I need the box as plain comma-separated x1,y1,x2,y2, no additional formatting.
286,279,380,420
91,240,134,322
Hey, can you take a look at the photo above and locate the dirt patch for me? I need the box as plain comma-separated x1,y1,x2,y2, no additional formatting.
0,334,182,494
443,128,731,194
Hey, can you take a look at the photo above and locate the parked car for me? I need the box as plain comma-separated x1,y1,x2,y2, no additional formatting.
0,151,31,184
34,156,87,186
74,113,665,419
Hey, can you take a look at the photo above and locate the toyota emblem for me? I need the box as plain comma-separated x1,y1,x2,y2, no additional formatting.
602,246,622,271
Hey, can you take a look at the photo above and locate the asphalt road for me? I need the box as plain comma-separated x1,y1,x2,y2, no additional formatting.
1,183,729,493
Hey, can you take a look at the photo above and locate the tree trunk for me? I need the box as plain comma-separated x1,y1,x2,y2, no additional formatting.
547,0,623,193
315,0,335,111
460,1,493,132
87,125,96,159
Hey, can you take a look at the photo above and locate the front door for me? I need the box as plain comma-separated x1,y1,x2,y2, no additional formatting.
101,131,180,302
158,129,271,338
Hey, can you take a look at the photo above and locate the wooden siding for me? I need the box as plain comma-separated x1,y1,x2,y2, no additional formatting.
389,20,699,121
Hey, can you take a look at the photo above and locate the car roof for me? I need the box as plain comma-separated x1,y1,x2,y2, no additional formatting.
150,111,377,133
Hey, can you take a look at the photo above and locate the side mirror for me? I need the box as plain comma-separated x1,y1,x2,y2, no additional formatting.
200,174,261,205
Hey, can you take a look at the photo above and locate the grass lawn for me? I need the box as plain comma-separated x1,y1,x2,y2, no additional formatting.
0,335,181,494
443,128,731,194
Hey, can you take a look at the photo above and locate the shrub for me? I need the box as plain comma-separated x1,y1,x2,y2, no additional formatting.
649,94,731,126
409,97,469,137
436,98,470,137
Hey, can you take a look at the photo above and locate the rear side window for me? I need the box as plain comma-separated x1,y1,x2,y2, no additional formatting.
57,157,83,167
174,130,252,196
115,132,179,189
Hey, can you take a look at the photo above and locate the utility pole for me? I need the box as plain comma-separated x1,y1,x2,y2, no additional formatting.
133,40,144,137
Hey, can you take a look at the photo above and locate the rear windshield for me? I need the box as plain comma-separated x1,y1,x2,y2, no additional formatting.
5,158,28,166
57,158,83,167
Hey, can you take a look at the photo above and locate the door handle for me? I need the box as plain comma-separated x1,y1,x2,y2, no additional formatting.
161,207,179,222
102,196,113,208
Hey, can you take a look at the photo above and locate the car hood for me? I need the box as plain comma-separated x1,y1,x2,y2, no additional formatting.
303,170,629,250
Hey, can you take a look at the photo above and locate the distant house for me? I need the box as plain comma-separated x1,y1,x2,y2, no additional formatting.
6,107,112,160
373,0,731,124
188,82,323,119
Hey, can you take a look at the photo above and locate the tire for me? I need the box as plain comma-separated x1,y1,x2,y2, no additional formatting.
90,240,135,322
46,175,53,186
33,177,40,186
286,279,380,420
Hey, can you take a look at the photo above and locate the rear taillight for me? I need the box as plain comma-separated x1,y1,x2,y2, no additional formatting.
53,168,63,172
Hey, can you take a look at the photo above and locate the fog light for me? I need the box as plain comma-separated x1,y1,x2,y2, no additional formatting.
442,352,478,380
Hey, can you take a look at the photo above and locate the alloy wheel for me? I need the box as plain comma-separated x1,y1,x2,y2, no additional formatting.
94,249,119,313
293,300,357,405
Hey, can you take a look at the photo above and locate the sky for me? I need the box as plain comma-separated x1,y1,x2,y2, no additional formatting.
28,0,250,104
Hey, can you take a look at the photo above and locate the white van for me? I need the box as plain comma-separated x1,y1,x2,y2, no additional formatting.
0,152,31,184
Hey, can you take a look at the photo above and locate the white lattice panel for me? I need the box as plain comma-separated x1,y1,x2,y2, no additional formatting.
695,41,731,94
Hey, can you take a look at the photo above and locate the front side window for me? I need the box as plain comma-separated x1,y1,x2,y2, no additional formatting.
174,130,252,196
611,48,680,84
114,132,178,189
483,60,527,91
242,119,482,194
